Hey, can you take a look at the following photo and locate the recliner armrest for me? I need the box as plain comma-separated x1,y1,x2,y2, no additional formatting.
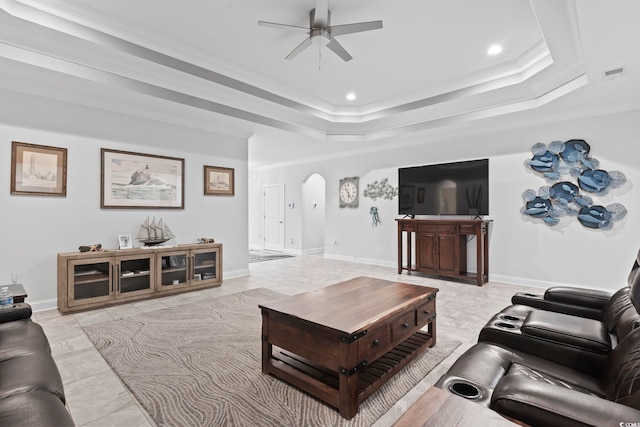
492,374,640,427
0,303,33,323
521,310,611,354
544,286,611,309
511,292,603,320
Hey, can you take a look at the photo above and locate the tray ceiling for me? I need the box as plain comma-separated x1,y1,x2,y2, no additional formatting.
0,0,635,144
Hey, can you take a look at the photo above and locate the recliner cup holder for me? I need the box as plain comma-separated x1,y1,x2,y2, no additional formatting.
495,322,518,329
500,314,521,322
448,381,483,399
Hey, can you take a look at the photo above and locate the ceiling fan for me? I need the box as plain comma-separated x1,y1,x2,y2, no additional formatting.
257,0,383,62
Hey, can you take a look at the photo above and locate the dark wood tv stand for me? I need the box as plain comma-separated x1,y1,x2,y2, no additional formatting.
396,218,491,286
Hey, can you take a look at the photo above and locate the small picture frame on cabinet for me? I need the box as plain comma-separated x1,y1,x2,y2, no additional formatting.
118,235,133,249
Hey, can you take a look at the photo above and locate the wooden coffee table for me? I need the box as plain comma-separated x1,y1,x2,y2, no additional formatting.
259,276,438,419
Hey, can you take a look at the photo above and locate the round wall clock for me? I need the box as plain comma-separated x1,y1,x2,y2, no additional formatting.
339,177,359,208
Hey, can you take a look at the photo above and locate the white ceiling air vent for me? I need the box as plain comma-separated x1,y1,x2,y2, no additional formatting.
602,66,626,81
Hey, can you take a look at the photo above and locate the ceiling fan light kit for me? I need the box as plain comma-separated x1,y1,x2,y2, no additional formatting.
310,28,330,46
258,1,382,62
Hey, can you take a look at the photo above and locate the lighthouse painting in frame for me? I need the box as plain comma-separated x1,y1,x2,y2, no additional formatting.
101,148,184,209
11,141,67,197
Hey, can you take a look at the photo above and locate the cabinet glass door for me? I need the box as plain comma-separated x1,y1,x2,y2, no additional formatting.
193,248,218,283
69,258,113,306
117,254,154,297
158,252,189,289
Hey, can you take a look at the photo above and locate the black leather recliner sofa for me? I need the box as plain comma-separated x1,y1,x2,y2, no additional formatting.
509,250,640,320
435,250,640,426
478,250,640,373
436,327,640,426
0,303,74,426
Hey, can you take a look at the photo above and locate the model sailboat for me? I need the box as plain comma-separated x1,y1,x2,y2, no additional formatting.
137,217,175,246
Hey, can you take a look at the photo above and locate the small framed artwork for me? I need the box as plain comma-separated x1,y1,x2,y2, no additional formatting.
204,165,234,196
101,148,184,209
118,235,133,249
11,141,67,196
417,187,425,204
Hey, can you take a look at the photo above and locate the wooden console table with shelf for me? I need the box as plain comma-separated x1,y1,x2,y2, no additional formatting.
57,243,221,313
396,218,491,286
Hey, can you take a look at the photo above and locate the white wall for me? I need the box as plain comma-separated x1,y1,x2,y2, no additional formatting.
249,109,640,292
302,173,325,253
1,122,249,311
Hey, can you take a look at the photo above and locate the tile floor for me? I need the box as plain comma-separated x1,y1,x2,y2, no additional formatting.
33,254,542,426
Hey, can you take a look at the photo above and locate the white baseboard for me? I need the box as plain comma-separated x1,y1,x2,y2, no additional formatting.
488,274,569,290
282,248,323,256
323,253,396,269
31,298,58,313
301,247,324,255
224,269,250,280
320,256,565,290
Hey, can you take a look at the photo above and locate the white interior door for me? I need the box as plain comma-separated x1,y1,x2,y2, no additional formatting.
264,184,285,251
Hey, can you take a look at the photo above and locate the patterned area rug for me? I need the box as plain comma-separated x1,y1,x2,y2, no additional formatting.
83,288,459,427
248,250,294,263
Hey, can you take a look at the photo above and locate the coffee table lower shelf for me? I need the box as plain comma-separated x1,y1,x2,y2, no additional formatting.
266,331,434,414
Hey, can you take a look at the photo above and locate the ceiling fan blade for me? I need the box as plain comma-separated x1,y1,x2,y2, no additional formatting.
258,21,310,34
285,37,313,60
326,37,352,62
313,0,329,27
329,20,383,36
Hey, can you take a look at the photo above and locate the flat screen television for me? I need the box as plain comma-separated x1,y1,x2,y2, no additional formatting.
398,159,489,216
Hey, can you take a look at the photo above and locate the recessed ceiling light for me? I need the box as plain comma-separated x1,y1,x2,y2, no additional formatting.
346,92,356,101
488,45,503,55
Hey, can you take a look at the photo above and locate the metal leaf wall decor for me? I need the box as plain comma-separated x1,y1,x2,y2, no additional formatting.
363,178,398,200
521,139,627,230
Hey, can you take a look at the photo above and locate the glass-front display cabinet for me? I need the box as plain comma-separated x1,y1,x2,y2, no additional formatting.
68,257,113,307
157,251,189,290
58,243,222,313
193,247,219,284
117,253,154,297
157,246,220,291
